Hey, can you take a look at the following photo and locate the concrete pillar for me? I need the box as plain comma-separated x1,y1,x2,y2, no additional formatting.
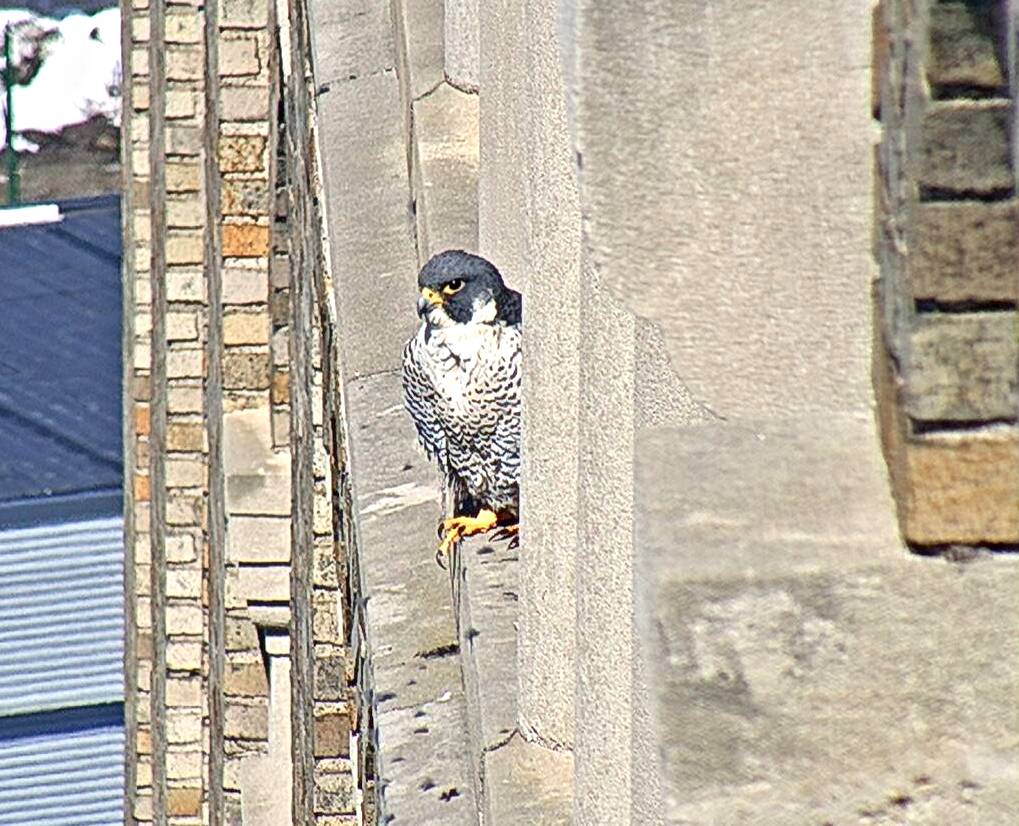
480,0,581,750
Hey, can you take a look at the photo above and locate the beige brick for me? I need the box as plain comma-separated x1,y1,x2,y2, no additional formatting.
223,661,268,696
225,616,259,651
220,35,260,76
223,223,269,257
168,385,203,413
167,786,202,817
131,13,150,42
166,457,205,488
133,341,150,371
166,568,201,599
166,232,204,266
167,269,205,302
219,135,266,173
222,0,269,28
166,86,197,120
166,492,203,525
165,749,202,781
134,474,150,502
135,759,153,788
167,348,204,379
166,678,202,707
167,421,205,452
223,267,268,304
271,371,290,405
166,123,202,156
166,311,199,341
166,46,203,81
166,640,202,671
904,427,1019,545
130,115,149,144
314,711,351,758
165,12,201,43
132,46,149,76
166,533,197,563
166,603,203,636
224,701,269,739
167,162,201,193
220,84,270,121
223,310,269,345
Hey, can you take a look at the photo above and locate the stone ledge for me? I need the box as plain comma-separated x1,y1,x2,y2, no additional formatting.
345,372,479,824
455,538,573,824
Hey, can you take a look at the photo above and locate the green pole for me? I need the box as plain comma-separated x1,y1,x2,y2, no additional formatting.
3,25,19,205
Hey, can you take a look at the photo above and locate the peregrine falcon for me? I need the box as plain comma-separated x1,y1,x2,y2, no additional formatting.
401,250,522,562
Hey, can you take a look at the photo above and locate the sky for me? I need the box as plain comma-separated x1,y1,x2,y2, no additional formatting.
0,7,121,151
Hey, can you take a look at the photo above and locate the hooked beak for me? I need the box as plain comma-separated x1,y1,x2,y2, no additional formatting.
417,286,443,317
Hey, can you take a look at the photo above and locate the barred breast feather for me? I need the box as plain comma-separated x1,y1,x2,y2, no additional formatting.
402,318,522,514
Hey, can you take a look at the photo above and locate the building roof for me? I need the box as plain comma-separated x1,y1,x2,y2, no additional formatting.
0,194,122,526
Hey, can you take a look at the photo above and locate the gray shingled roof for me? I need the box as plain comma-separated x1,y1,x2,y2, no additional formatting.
0,194,122,525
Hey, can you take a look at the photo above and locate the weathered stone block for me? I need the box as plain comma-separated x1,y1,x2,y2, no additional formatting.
227,515,290,562
903,426,1019,545
220,85,270,121
166,568,202,599
166,231,204,266
225,615,260,651
166,347,204,379
166,269,205,303
166,492,203,525
223,267,268,305
166,195,204,228
166,124,202,156
223,310,269,345
235,564,289,602
167,385,204,414
165,46,203,81
166,161,201,193
166,603,204,636
223,661,269,697
223,223,270,257
224,701,269,740
919,104,1012,196
133,474,150,502
219,135,266,174
905,312,1018,421
271,371,290,405
220,35,261,76
167,786,201,817
165,12,201,44
313,711,350,758
166,678,202,708
165,86,197,120
927,3,1005,94
222,0,269,28
166,532,197,563
166,710,203,745
166,310,200,341
910,200,1019,305
166,421,205,452
223,351,270,389
221,177,269,216
165,749,202,781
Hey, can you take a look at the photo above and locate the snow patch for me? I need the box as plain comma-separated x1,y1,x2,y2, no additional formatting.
1,7,121,151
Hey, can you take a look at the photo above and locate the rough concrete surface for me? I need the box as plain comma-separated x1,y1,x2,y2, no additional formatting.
411,82,479,261
479,0,583,753
634,418,1019,823
562,0,875,420
444,0,479,92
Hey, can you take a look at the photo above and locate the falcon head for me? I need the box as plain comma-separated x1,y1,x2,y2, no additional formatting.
417,250,521,328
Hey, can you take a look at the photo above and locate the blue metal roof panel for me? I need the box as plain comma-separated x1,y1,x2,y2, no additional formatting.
0,194,123,510
0,704,124,826
0,517,125,717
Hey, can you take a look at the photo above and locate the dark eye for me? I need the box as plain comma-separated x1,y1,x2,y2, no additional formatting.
442,279,464,295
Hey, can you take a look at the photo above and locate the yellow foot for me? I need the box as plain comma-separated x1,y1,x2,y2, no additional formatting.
436,508,498,566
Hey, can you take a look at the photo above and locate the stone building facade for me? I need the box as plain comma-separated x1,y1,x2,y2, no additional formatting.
123,1,1018,824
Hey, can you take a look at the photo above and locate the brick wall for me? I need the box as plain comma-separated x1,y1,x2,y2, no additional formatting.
122,0,356,822
874,0,1019,549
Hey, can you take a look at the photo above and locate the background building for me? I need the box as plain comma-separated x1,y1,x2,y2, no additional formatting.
0,194,124,825
122,1,1018,824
